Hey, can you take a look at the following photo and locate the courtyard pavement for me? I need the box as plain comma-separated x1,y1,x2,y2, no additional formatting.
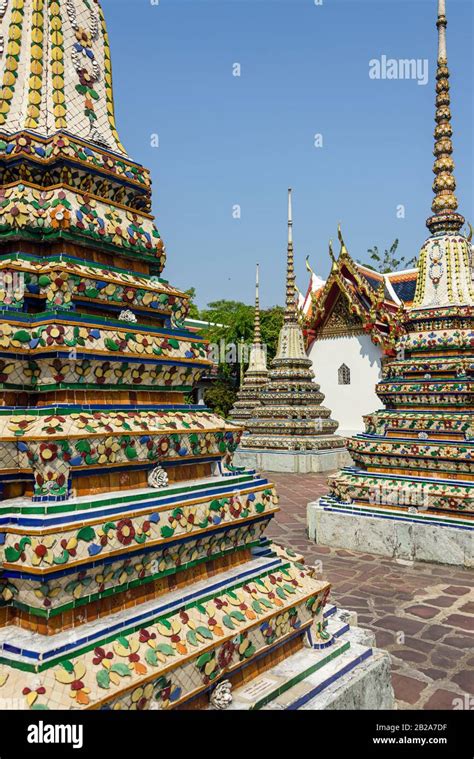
264,472,473,711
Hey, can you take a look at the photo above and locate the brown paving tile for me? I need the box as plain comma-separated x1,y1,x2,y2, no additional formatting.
452,671,474,695
395,649,429,664
445,614,474,632
424,596,459,608
392,674,428,705
444,586,471,596
423,689,464,710
264,471,473,712
406,604,440,619
420,625,447,642
442,635,473,650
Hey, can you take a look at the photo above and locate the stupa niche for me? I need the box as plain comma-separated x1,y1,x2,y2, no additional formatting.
229,264,268,423
309,0,473,567
235,190,350,474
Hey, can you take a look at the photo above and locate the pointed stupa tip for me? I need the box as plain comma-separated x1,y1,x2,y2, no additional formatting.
253,263,262,344
426,0,465,235
287,188,293,245
284,187,297,322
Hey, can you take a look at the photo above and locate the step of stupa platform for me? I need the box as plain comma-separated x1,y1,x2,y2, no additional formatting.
401,324,473,351
383,364,472,382
363,409,472,440
0,405,244,502
0,182,165,269
0,554,330,710
327,468,473,515
0,475,279,613
249,405,334,417
223,607,393,711
0,310,211,365
0,251,190,321
375,382,472,407
309,495,473,567
346,434,474,480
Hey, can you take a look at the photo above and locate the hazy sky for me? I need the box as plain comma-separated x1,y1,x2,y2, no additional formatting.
102,0,473,309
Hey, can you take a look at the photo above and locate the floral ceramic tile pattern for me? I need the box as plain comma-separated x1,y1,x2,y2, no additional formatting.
0,0,332,711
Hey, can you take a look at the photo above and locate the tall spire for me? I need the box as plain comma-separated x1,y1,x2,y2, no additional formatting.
253,263,262,344
285,187,297,321
426,0,465,234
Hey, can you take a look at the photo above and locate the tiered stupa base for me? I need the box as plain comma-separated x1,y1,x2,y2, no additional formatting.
0,483,393,710
308,296,474,566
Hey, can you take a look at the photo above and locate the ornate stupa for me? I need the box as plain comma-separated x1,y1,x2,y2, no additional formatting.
237,190,347,473
229,264,268,423
313,0,473,565
0,0,336,710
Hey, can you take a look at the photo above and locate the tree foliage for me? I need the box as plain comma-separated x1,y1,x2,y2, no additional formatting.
203,380,237,419
184,287,200,319
191,299,284,418
364,240,417,273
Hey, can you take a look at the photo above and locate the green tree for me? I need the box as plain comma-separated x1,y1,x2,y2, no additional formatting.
184,287,200,319
203,379,237,419
364,240,417,273
197,299,284,418
260,306,284,362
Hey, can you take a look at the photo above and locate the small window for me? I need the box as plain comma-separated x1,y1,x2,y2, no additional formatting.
338,364,351,385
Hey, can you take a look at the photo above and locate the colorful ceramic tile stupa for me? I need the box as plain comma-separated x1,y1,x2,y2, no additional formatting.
312,0,473,566
0,0,338,710
237,190,348,473
229,265,268,423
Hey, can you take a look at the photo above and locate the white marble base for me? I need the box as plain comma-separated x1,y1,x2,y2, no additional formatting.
308,500,474,568
233,448,352,474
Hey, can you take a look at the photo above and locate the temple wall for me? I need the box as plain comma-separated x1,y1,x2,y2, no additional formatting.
307,333,382,435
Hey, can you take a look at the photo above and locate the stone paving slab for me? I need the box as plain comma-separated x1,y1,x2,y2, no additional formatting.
265,472,474,711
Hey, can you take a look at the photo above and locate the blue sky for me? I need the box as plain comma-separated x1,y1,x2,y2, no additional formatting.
102,0,473,309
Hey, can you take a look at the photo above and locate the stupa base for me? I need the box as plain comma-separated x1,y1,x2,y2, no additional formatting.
234,447,352,474
225,606,394,710
308,497,473,568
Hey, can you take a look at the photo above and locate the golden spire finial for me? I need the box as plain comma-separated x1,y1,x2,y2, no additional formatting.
427,0,465,234
328,239,337,264
284,188,297,322
253,263,262,344
337,223,348,256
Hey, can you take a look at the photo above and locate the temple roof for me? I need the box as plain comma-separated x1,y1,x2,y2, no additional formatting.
0,0,126,155
302,231,416,352
302,260,418,319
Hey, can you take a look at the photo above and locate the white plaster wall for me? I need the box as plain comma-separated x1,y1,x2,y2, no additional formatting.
308,334,382,435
